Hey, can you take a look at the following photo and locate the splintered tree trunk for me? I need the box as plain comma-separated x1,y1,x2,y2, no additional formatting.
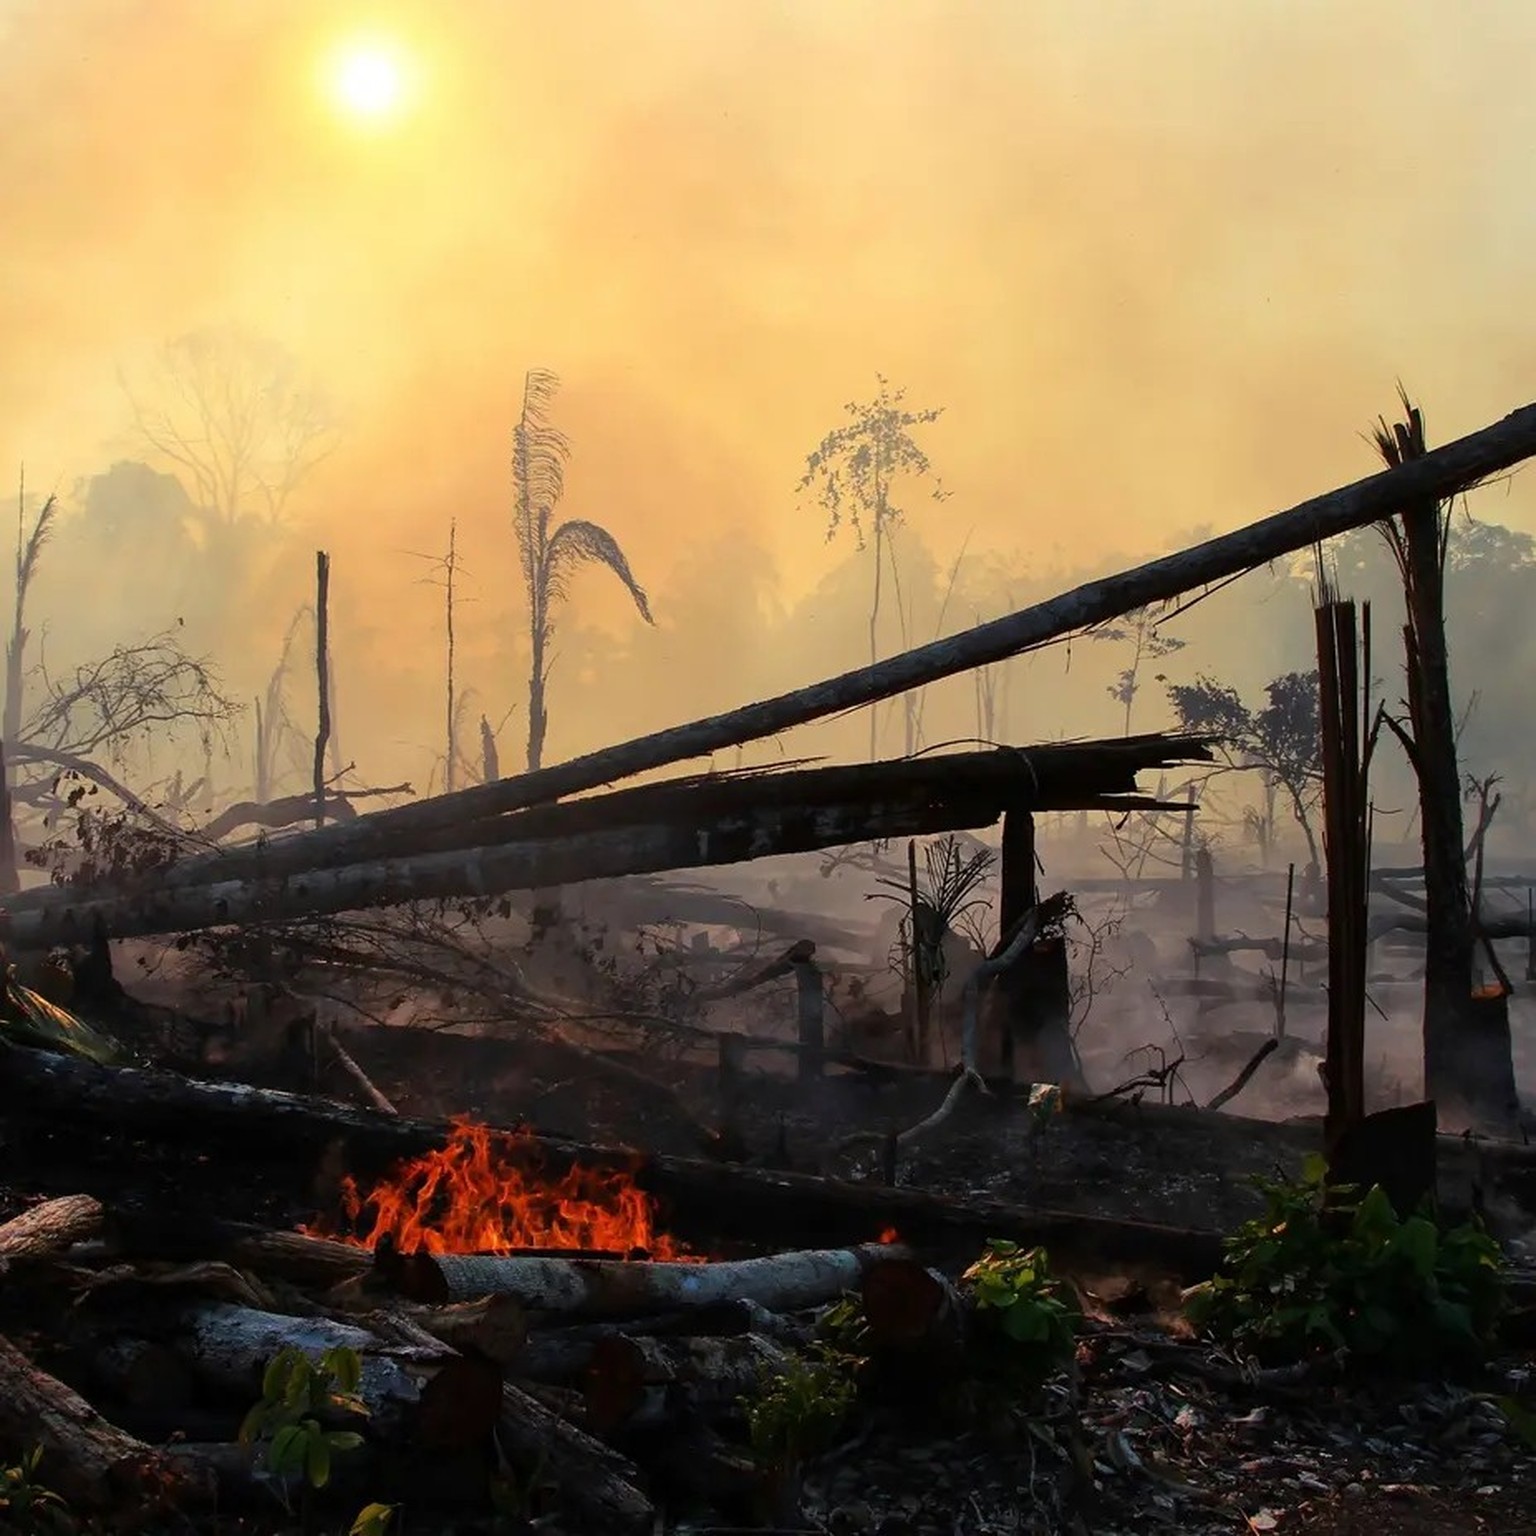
1379,407,1489,1120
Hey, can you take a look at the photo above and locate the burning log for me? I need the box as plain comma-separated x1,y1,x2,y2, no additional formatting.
0,1193,103,1271
386,1241,909,1315
583,1332,792,1433
169,1302,502,1451
498,1380,654,1535
0,1333,207,1513
0,1043,1241,1279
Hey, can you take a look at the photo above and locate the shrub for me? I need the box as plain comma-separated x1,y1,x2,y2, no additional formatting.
1185,1154,1506,1369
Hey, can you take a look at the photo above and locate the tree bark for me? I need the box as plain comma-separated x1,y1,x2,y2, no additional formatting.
583,1331,791,1433
0,1193,103,1270
0,1333,203,1512
51,400,1536,886
498,1380,654,1534
386,1242,908,1313
171,1301,502,1451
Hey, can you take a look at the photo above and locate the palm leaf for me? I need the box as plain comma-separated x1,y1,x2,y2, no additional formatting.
0,970,121,1065
512,369,570,593
545,519,655,624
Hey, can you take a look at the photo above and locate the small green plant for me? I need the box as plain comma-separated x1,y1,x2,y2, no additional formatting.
743,1349,860,1527
744,1348,859,1470
0,1448,77,1535
1185,1154,1507,1369
962,1240,1079,1381
239,1345,371,1524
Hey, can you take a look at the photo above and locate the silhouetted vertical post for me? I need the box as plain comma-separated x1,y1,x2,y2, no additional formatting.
794,956,823,1081
996,809,1038,1079
313,551,331,830
1195,848,1216,943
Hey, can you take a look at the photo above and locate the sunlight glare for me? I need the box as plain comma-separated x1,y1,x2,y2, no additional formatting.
328,37,412,125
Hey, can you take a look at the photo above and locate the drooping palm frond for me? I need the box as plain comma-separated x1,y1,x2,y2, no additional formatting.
545,518,655,624
511,368,570,595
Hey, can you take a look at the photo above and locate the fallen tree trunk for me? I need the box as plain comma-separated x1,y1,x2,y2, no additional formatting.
3,739,1203,945
0,1193,103,1271
498,1380,654,1535
0,1042,1237,1278
386,1242,908,1313
583,1331,791,1433
171,1302,502,1451
1,791,1013,948
0,1332,206,1513
44,399,1536,895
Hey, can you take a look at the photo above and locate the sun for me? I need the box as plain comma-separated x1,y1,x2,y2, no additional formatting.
327,38,413,125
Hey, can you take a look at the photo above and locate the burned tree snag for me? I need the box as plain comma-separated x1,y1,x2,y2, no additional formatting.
1370,397,1514,1128
794,954,824,1081
992,809,1035,1077
313,549,331,830
1314,596,1371,1151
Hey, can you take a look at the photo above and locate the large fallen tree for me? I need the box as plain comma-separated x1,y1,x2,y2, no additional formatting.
1,738,1208,947
23,400,1534,901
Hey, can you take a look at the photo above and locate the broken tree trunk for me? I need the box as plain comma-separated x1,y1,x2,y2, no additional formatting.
385,1242,908,1314
171,1302,502,1450
64,400,1536,891
583,1332,792,1433
1371,400,1495,1125
1315,596,1371,1151
498,1380,654,1535
0,1333,205,1512
2,739,1208,945
0,1193,103,1271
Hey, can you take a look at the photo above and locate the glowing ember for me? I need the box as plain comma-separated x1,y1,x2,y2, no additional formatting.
879,1226,901,1245
314,1117,692,1259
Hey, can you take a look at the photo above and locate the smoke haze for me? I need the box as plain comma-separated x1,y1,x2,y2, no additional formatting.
3,0,1535,789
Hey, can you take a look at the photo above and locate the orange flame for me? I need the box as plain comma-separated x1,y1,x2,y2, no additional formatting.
879,1226,901,1245
315,1117,692,1259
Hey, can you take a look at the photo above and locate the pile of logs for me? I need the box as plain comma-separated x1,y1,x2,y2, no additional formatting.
0,1189,982,1532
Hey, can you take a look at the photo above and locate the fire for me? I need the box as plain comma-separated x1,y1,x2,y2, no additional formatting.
317,1117,692,1259
879,1226,901,1245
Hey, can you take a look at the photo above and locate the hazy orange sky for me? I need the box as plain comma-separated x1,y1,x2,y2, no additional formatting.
3,0,1535,783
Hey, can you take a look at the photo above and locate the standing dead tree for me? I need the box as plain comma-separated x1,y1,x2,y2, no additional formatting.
120,327,337,530
512,369,654,772
1365,393,1497,1123
313,552,331,829
1314,592,1377,1151
798,377,948,761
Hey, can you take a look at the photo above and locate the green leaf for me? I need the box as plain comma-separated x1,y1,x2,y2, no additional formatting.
306,1431,332,1489
268,1424,308,1477
1391,1216,1440,1278
236,1402,269,1449
325,1346,363,1394
350,1504,398,1536
262,1349,297,1402
326,1431,365,1454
